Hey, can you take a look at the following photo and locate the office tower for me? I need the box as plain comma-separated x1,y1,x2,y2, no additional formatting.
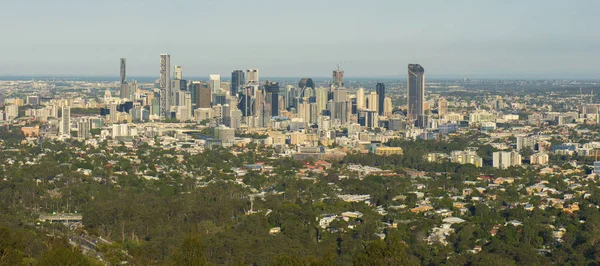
298,78,315,98
284,86,296,110
151,97,160,116
298,98,309,122
189,81,204,109
130,105,144,122
220,82,231,95
184,92,192,119
222,104,234,127
264,81,280,117
407,64,425,126
356,88,365,110
109,102,118,123
77,118,90,139
358,110,378,129
384,97,393,116
27,95,41,106
333,67,344,87
376,83,385,116
330,87,349,124
61,104,71,136
159,54,171,118
212,104,223,124
119,58,129,99
333,88,347,103
238,86,254,117
254,88,264,126
315,88,328,115
212,92,227,106
127,80,137,100
438,98,448,117
197,83,212,109
175,90,184,107
309,103,318,124
246,69,259,85
231,70,245,96
210,74,221,93
230,109,242,129
174,65,182,80
350,97,358,114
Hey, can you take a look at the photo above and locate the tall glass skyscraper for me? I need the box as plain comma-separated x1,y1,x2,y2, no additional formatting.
264,81,280,117
407,64,425,126
376,82,385,116
231,70,245,96
119,58,128,99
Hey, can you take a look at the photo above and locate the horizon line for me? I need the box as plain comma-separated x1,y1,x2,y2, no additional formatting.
0,75,599,81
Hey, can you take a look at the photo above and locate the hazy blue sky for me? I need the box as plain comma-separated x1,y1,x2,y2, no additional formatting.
0,0,598,78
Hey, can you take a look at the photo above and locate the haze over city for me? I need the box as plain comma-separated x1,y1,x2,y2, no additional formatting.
5,1,600,265
1,0,599,78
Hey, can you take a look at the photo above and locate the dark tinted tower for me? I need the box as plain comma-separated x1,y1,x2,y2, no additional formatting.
407,64,425,123
231,70,245,96
376,83,385,116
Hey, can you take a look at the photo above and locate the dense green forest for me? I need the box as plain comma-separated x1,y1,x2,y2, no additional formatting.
2,126,600,265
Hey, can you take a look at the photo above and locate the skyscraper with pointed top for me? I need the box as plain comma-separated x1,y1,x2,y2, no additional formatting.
119,58,128,99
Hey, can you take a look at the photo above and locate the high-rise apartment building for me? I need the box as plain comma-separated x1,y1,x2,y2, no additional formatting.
77,118,90,139
159,54,171,118
383,97,393,116
407,64,425,127
61,104,71,136
315,88,328,115
493,151,522,169
376,83,385,116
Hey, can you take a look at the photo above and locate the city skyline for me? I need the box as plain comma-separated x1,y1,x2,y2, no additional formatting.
0,1,599,78
3,1,600,265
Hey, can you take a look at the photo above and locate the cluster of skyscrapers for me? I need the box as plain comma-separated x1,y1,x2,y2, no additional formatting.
113,55,428,130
